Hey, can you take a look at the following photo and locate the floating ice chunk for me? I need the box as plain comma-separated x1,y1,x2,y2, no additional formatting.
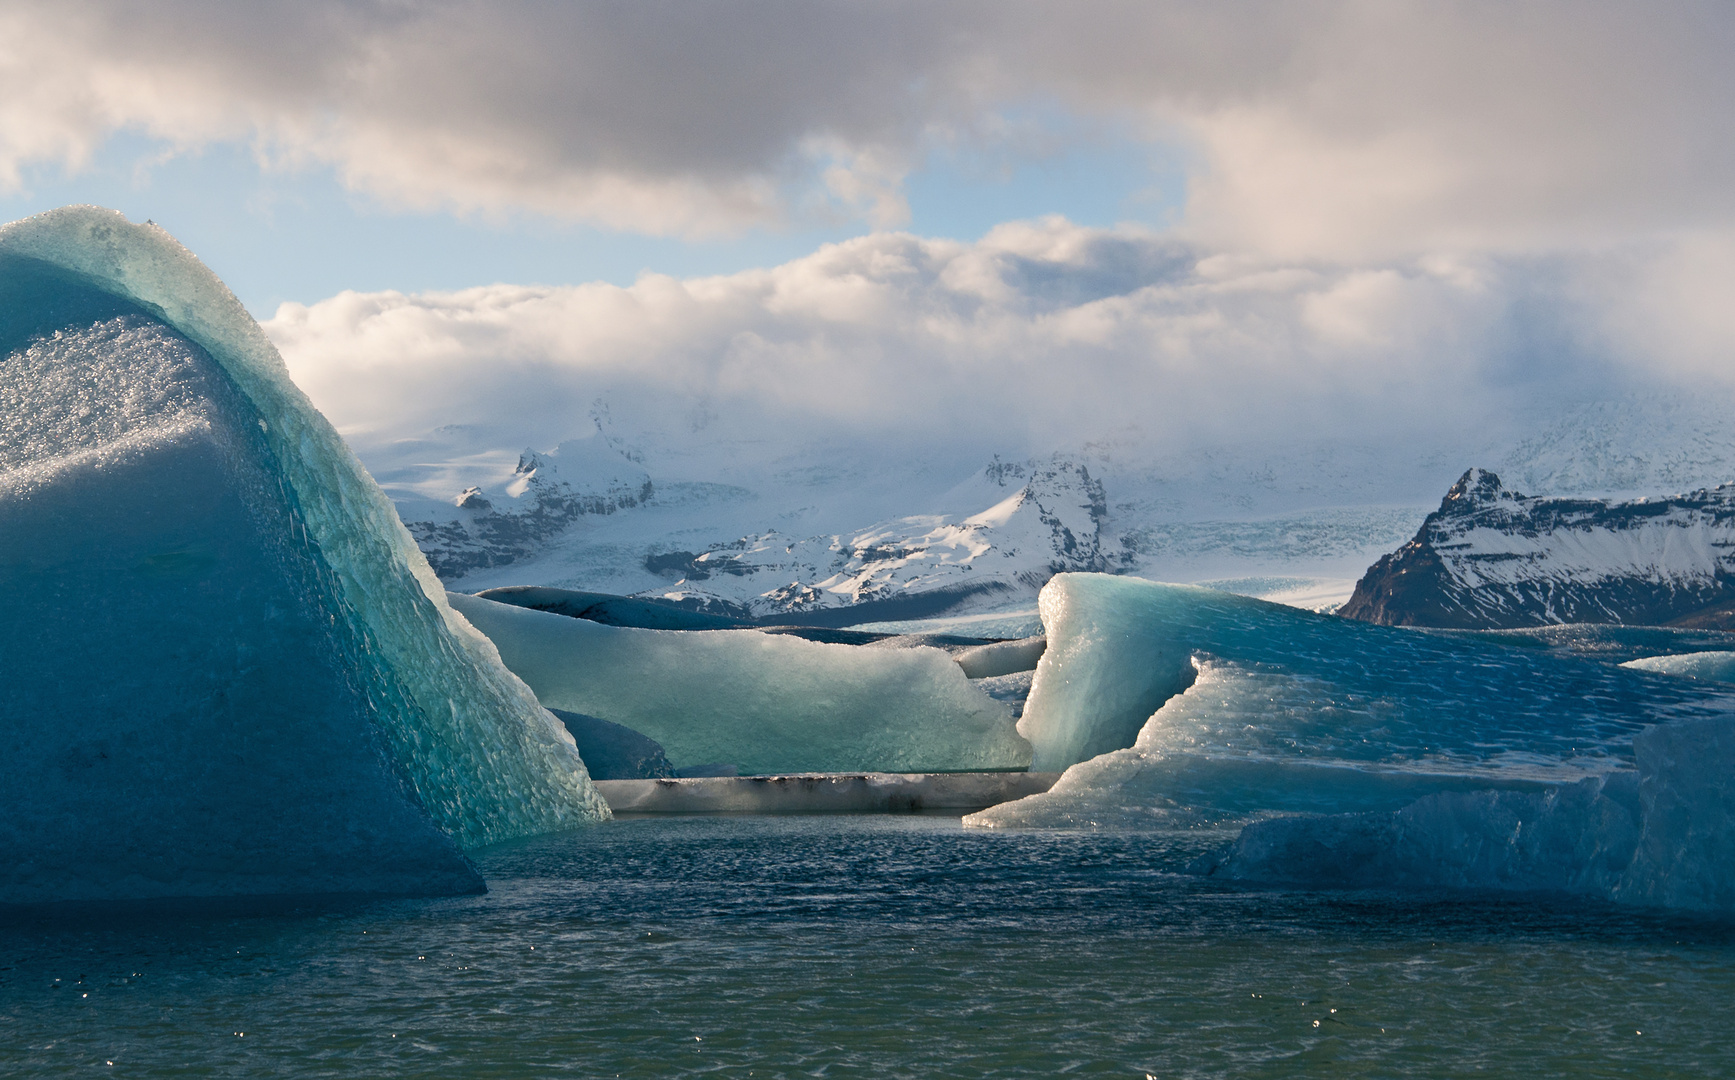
1017,578,1202,770
973,660,1568,830
1622,651,1735,683
1197,713,1735,912
1620,714,1735,910
449,592,1032,775
1,208,605,903
549,709,675,780
972,574,1735,829
955,635,1046,679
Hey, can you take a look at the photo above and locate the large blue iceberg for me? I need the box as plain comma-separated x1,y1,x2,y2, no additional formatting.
0,208,607,904
971,574,1735,910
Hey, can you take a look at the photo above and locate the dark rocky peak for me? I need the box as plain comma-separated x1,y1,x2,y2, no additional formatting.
983,454,1028,488
1341,467,1735,630
1440,468,1519,513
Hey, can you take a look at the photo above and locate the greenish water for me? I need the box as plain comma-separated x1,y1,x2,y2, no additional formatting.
4,815,1735,1078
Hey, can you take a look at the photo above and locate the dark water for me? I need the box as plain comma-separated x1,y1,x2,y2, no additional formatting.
5,815,1735,1078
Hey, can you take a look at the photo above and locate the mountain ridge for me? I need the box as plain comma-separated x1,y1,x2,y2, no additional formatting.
1340,468,1735,629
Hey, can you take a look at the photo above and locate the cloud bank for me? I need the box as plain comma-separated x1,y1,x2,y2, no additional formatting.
7,1,1735,255
268,217,1724,487
11,2,1733,504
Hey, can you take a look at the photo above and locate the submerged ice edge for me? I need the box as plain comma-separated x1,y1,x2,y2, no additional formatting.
0,207,607,847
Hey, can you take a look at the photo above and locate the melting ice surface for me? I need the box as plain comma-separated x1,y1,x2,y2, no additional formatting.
0,208,605,903
450,592,1031,774
971,575,1735,910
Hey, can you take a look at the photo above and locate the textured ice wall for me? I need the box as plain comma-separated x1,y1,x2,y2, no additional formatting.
1202,776,1643,896
1623,651,1735,683
1,208,605,900
1,310,493,900
1620,715,1735,909
973,573,1735,828
1201,714,1735,912
1016,578,1203,770
449,592,1032,775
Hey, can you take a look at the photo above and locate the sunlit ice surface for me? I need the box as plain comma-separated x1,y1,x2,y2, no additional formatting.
5,815,1735,1078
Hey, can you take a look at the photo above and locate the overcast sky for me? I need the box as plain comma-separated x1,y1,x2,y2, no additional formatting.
5,1,1733,481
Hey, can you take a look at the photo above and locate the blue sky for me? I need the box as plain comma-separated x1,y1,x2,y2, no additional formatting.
0,126,1185,318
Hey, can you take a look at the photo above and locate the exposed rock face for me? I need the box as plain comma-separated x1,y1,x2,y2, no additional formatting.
405,441,653,579
1340,468,1735,629
640,454,1114,619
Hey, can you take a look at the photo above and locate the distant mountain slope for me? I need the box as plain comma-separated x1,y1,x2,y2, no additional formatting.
394,448,1123,619
404,439,654,579
637,455,1115,619
383,391,1735,622
1340,469,1735,629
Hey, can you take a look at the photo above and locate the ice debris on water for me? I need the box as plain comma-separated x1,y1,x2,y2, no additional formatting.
1622,651,1735,683
0,207,606,903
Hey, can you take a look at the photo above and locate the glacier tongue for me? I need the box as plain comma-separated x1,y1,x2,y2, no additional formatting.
448,591,1032,775
1,208,606,902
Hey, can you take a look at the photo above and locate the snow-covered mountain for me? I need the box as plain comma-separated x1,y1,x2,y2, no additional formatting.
637,455,1114,618
371,388,1735,623
403,439,654,579
396,447,1125,619
1340,468,1735,629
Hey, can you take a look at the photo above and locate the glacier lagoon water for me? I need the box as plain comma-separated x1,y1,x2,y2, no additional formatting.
6,815,1735,1078
10,205,1735,1069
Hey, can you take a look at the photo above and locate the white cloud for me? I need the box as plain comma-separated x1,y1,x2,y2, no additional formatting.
6,1,1735,254
11,2,1729,488
267,217,1665,479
